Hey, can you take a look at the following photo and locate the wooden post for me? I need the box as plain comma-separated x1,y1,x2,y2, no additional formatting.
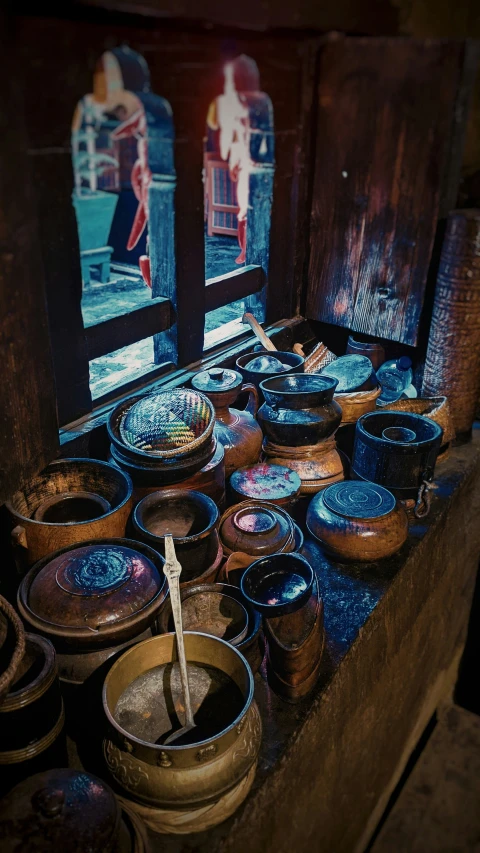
244,164,275,320
150,173,177,365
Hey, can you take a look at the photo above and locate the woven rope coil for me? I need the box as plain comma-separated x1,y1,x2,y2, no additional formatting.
0,595,26,702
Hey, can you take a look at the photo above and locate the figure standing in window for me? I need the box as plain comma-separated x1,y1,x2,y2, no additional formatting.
207,55,273,266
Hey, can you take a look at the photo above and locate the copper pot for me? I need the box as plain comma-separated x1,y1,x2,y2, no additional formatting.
219,500,296,558
103,632,262,834
6,459,133,568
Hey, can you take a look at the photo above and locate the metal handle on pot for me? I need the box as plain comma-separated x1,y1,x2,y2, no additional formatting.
242,383,259,417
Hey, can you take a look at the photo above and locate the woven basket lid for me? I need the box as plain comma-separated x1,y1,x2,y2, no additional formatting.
120,388,215,457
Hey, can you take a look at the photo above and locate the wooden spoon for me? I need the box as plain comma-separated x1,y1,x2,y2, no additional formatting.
162,535,196,745
242,312,277,352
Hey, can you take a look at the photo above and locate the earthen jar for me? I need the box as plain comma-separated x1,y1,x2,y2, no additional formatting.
219,500,296,558
258,374,342,446
346,335,386,371
192,368,263,478
306,481,408,562
6,458,133,568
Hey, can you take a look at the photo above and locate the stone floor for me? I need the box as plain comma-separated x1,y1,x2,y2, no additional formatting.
370,704,480,853
84,231,242,399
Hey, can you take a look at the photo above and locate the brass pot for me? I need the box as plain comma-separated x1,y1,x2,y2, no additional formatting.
103,633,262,834
6,458,133,568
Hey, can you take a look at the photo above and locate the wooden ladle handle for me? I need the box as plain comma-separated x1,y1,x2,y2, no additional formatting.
242,313,277,352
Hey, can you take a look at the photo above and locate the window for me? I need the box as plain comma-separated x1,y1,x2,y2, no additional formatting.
71,46,176,400
203,54,275,348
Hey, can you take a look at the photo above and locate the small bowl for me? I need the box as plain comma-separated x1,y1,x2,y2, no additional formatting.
236,350,304,402
241,552,314,616
132,489,219,580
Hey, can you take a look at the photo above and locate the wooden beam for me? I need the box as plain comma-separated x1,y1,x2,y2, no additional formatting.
205,265,265,314
85,297,173,361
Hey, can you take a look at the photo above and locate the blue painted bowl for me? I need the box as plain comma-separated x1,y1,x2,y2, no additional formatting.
240,552,314,616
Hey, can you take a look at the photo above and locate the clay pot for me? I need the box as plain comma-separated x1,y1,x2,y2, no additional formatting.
131,489,220,582
229,463,301,509
381,396,454,460
109,436,217,489
0,634,66,796
352,411,443,502
306,481,408,562
17,539,168,684
0,768,150,853
219,500,296,558
346,336,386,371
236,349,304,402
258,375,342,446
157,582,263,672
111,439,226,510
6,458,133,568
264,575,324,702
263,439,345,494
191,368,263,477
102,632,262,834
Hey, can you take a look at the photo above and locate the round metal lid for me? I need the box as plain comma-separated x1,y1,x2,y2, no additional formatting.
120,388,214,456
192,367,243,393
0,769,120,853
231,463,301,501
322,355,374,392
28,543,163,629
323,481,396,519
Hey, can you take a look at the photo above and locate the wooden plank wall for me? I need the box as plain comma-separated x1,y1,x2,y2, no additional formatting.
0,17,59,503
306,38,466,346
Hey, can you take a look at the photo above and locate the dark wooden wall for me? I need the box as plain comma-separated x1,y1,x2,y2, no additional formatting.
0,17,59,504
305,38,469,346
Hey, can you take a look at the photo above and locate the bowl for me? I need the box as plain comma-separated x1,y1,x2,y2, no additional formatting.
241,552,314,616
132,489,219,581
236,350,304,402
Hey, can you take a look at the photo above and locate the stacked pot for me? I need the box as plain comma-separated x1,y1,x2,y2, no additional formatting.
257,374,345,494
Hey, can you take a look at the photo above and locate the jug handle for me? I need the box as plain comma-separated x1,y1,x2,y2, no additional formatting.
242,383,259,417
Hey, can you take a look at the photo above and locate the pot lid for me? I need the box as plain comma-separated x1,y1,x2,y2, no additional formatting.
192,367,243,394
321,355,374,392
219,501,293,556
230,464,301,502
0,769,120,853
28,542,163,630
119,388,214,456
323,481,396,519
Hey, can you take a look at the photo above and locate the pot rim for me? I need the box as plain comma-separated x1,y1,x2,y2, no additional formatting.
132,489,219,545
17,538,167,643
259,373,338,405
219,500,295,556
6,458,133,528
102,631,255,752
236,349,304,369
356,410,443,449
